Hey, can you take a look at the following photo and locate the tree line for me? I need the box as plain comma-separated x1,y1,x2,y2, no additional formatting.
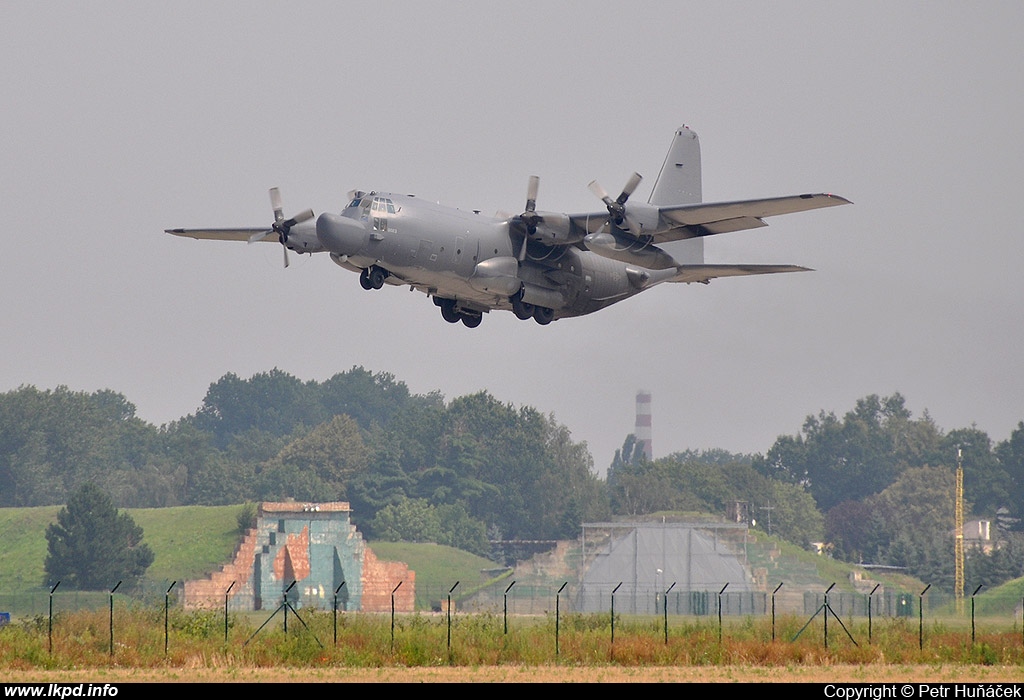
0,368,607,555
2,373,1023,591
607,393,1024,590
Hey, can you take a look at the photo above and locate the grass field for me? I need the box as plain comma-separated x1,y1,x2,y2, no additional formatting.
0,608,1022,683
3,664,1022,683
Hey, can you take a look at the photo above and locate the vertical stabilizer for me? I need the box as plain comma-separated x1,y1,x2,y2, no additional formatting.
649,125,703,264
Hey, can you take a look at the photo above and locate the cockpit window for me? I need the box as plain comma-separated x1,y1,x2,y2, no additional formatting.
372,195,395,233
348,198,362,209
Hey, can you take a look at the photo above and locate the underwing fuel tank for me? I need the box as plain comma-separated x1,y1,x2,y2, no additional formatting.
583,231,678,270
468,256,520,296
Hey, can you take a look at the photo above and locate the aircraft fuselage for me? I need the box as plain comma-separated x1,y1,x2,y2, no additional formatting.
309,193,660,325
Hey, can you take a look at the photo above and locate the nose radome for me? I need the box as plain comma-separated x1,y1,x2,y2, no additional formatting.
316,212,368,255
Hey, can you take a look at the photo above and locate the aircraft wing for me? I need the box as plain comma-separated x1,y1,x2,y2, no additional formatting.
670,264,812,284
165,227,273,242
566,193,850,242
651,193,850,243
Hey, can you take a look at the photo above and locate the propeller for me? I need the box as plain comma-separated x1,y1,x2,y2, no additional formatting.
248,187,314,268
516,175,541,261
588,172,643,235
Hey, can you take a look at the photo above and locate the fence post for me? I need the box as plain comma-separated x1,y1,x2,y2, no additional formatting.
283,581,295,635
504,581,516,635
718,583,729,644
165,581,176,655
772,583,783,642
447,581,459,653
868,583,880,644
556,582,567,655
664,582,676,644
48,581,60,655
824,583,836,649
224,581,235,644
390,581,402,652
611,582,622,646
333,581,346,646
919,584,931,650
971,584,983,644
109,581,121,657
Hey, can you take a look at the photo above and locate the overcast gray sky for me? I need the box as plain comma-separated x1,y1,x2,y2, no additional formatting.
3,2,1022,476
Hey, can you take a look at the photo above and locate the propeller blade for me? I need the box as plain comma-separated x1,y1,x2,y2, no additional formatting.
248,228,273,244
265,188,311,267
526,175,539,213
519,176,541,236
590,174,644,232
269,187,284,223
283,208,314,228
588,179,613,207
618,172,643,204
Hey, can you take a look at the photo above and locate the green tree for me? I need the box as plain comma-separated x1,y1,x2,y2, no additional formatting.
943,428,1007,517
866,465,957,588
44,483,154,589
995,422,1024,528
0,386,161,507
370,497,444,544
193,369,322,446
754,393,942,512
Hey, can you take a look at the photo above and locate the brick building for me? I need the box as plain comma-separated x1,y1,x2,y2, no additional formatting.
183,501,415,612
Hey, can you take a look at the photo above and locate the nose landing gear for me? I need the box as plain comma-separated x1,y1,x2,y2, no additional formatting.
359,265,388,290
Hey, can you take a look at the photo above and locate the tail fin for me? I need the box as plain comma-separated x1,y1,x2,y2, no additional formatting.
649,125,703,264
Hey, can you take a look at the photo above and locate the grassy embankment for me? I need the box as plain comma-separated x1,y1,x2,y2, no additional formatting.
0,505,499,614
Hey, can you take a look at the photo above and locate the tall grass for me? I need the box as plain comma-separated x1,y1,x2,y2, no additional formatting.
1,607,1021,670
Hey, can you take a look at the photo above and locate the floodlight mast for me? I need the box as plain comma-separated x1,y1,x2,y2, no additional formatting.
955,447,965,615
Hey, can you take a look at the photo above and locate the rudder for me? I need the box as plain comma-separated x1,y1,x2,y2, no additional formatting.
649,124,703,263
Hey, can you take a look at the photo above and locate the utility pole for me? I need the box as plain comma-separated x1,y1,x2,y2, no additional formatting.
759,501,774,536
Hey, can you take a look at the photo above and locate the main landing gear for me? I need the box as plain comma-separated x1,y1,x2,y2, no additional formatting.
434,297,482,328
511,289,555,325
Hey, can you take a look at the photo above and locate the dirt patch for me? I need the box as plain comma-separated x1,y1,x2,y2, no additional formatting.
5,665,1024,683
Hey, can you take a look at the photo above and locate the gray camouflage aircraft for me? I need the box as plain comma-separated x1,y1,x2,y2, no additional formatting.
167,125,849,327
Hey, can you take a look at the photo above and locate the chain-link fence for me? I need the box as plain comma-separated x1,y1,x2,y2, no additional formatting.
4,582,1020,624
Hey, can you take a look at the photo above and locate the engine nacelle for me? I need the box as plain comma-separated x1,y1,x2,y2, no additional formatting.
530,212,582,246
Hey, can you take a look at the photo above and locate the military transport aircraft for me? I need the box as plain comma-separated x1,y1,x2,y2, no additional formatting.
167,125,849,327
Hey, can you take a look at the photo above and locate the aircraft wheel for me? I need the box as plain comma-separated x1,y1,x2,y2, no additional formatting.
461,313,482,328
359,268,374,290
439,299,460,323
533,306,554,325
368,266,387,290
511,293,535,320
